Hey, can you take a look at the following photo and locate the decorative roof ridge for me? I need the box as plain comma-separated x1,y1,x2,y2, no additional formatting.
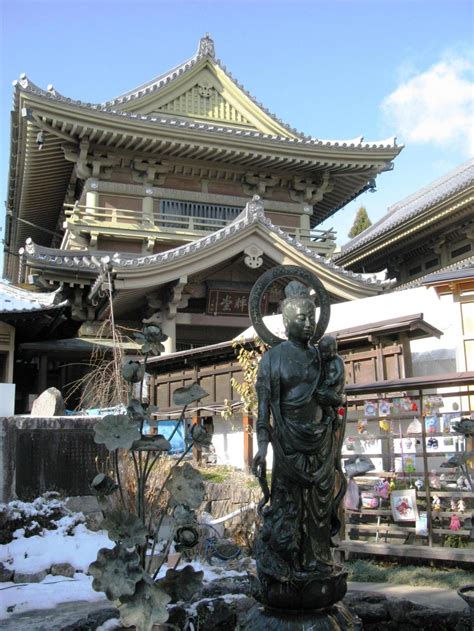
313,135,399,150
338,159,474,257
104,34,216,106
393,256,474,291
13,77,402,153
23,199,380,287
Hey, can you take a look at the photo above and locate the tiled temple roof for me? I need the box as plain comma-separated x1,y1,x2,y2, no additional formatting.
0,281,67,314
338,159,474,258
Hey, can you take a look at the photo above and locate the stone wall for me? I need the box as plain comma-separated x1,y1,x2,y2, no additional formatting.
203,481,260,519
0,415,106,502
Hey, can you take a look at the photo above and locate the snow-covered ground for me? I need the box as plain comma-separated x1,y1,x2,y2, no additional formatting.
0,501,115,619
0,496,250,621
0,521,114,575
0,573,107,619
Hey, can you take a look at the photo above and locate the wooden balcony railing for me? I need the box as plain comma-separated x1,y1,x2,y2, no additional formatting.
63,201,337,254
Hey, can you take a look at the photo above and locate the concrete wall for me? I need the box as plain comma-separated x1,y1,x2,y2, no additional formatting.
0,415,105,502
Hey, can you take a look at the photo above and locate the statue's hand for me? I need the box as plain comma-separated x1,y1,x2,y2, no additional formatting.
318,388,343,407
252,447,267,478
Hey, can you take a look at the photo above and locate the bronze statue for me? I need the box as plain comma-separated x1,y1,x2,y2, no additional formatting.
249,267,349,616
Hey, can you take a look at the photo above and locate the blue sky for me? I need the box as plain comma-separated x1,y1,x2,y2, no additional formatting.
0,0,472,272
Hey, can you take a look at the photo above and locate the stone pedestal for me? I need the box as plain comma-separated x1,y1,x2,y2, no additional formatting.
257,565,347,611
244,601,362,631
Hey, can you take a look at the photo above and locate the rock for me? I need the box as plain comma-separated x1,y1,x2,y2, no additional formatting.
0,562,13,582
50,563,75,578
344,591,389,623
167,605,188,629
60,606,119,630
85,511,104,532
31,387,65,417
406,607,460,630
202,576,254,598
195,597,238,630
64,495,100,514
13,569,47,583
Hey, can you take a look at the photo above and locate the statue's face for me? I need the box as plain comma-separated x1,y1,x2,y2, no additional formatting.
320,340,336,361
283,300,315,342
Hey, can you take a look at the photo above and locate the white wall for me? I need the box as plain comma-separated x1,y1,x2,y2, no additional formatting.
210,286,462,468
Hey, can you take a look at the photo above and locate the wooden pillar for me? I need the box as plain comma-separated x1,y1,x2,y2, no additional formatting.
85,187,98,216
192,411,202,465
399,332,413,378
149,375,156,407
142,195,154,227
37,355,48,394
243,413,254,471
161,317,176,355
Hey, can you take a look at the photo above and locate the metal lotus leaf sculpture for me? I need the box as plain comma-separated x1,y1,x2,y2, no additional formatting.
173,382,209,407
441,449,474,468
89,546,143,600
90,473,118,496
212,539,241,561
135,324,168,356
127,398,148,423
156,564,204,603
344,454,376,478
93,414,141,451
172,504,196,526
174,525,200,550
190,423,213,449
102,511,148,548
165,462,205,509
452,418,474,436
132,435,171,452
119,578,171,631
122,360,145,383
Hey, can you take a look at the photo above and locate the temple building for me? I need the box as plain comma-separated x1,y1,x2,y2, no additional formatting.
336,159,474,286
4,35,403,409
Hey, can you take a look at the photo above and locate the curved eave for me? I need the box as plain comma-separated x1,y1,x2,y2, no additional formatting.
25,211,383,300
111,225,381,300
15,83,402,162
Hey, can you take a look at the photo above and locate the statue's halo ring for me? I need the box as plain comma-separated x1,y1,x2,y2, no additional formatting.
249,265,331,347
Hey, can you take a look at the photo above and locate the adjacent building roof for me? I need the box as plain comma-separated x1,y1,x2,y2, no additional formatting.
336,159,474,267
0,280,67,315
146,312,442,373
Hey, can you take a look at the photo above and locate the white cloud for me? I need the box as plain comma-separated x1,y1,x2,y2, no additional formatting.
382,53,474,157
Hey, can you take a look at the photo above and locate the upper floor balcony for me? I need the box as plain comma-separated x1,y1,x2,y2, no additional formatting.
61,199,337,256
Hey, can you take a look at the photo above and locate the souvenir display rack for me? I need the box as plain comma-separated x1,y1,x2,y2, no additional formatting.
341,372,474,563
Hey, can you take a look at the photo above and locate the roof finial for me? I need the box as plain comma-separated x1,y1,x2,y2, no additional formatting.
198,33,215,58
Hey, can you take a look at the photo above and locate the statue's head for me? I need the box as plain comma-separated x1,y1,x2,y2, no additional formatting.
319,335,337,361
281,281,316,343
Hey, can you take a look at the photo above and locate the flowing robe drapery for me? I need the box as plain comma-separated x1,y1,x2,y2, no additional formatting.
255,341,339,581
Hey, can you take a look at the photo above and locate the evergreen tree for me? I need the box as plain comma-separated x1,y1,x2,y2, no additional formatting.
348,206,372,238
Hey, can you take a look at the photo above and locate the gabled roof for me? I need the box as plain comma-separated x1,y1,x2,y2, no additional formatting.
337,159,474,264
104,35,300,138
24,197,387,301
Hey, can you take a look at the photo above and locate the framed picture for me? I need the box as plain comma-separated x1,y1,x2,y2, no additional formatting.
390,489,419,521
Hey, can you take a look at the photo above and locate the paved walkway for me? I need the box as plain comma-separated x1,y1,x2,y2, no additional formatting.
0,599,111,631
348,581,466,611
0,582,467,630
